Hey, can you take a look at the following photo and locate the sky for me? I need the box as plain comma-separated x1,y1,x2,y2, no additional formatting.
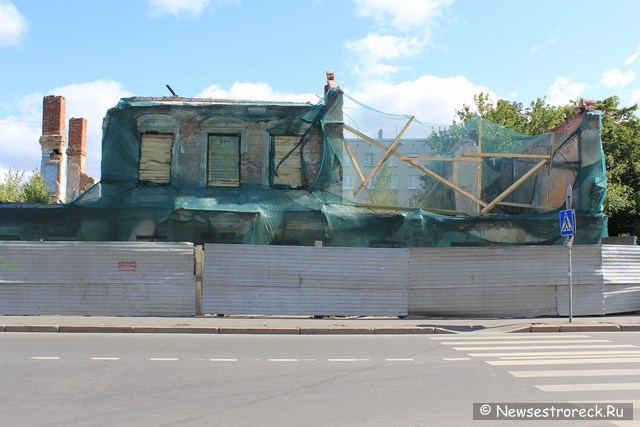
2,0,640,180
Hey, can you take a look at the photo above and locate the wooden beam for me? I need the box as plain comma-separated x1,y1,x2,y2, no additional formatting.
343,142,366,185
353,116,415,195
462,152,551,159
398,156,480,163
408,160,488,209
343,121,551,213
343,124,395,153
496,201,547,209
480,159,548,213
342,140,374,201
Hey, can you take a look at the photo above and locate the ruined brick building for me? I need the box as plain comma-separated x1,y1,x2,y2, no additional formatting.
0,72,608,246
39,95,95,202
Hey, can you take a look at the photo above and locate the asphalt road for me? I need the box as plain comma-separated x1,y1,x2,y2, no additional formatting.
1,332,638,426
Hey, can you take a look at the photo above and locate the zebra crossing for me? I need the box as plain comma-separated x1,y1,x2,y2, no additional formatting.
431,333,640,425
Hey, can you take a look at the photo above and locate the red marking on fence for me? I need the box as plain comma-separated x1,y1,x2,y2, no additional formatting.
118,260,137,272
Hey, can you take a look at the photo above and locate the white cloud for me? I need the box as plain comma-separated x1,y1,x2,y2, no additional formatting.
547,76,586,106
625,48,640,66
346,33,426,61
146,0,210,17
0,0,28,47
348,0,454,78
354,0,453,30
601,68,636,88
345,33,424,77
0,114,42,173
345,74,492,134
0,80,132,182
196,82,318,103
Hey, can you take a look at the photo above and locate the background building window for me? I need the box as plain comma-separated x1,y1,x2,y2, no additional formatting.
392,175,399,190
364,153,375,167
408,175,420,190
344,175,353,189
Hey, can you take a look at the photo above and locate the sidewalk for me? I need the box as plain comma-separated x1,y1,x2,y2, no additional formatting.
1,313,639,334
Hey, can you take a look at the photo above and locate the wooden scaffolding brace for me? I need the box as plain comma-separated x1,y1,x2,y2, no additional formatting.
343,117,553,214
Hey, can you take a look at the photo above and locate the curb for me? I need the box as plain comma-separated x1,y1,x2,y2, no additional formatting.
4,325,60,333
58,325,135,333
1,324,638,334
219,327,300,335
0,325,455,335
134,326,220,334
515,323,637,333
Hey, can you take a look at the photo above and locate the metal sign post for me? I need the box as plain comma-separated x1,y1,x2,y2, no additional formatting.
560,185,575,322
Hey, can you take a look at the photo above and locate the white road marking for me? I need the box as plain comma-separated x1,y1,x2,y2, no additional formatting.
268,358,316,362
431,334,591,340
536,382,640,392
90,357,120,361
497,354,640,360
469,350,640,357
327,358,370,362
31,356,60,360
442,339,610,346
148,358,178,361
488,357,640,366
208,358,238,362
454,344,636,351
510,368,640,378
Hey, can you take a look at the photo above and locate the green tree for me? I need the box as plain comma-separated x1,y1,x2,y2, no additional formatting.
0,168,52,203
595,97,640,235
0,168,26,202
22,170,51,203
369,161,398,208
455,92,572,134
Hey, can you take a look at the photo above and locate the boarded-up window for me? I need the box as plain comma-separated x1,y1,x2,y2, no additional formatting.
273,136,302,188
139,134,173,184
208,134,240,187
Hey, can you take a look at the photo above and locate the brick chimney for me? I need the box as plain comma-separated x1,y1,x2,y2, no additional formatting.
66,117,87,200
39,95,67,202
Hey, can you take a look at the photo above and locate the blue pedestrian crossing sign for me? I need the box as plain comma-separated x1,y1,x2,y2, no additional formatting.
559,209,575,236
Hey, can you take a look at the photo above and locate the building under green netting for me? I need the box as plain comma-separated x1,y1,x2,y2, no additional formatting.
0,83,607,247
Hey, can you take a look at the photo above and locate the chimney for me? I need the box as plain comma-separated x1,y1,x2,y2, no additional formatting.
67,117,87,172
42,95,65,136
324,70,338,94
39,95,68,202
66,117,88,200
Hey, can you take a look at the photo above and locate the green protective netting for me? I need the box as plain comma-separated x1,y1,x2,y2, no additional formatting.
0,88,607,247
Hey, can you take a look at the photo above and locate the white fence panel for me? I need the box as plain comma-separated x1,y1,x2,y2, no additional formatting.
602,245,640,314
408,246,566,316
0,241,195,316
555,245,604,316
202,244,408,316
